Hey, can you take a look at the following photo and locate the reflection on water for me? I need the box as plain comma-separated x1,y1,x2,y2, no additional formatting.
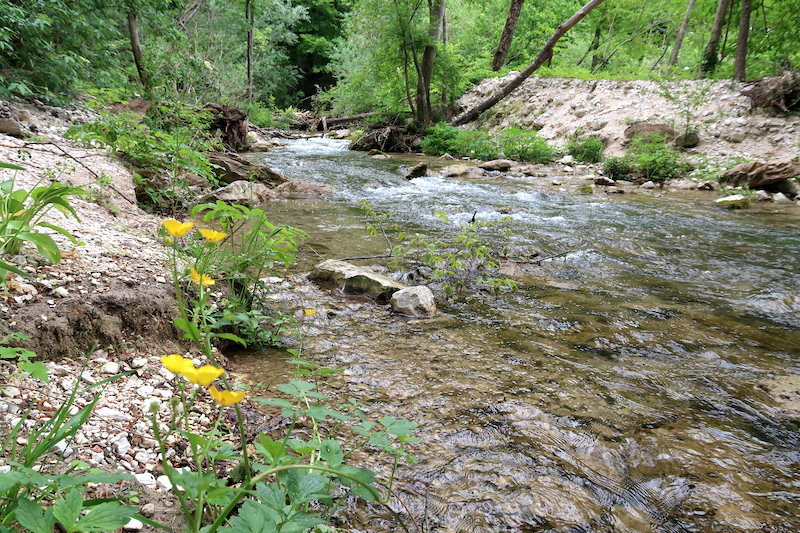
247,137,800,532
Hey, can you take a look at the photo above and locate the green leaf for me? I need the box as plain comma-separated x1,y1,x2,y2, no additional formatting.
254,436,287,465
74,501,137,532
284,470,329,505
14,498,56,533
380,416,418,437
20,360,50,383
15,231,60,263
210,332,247,347
0,162,24,170
319,440,343,468
173,317,202,342
52,489,83,532
276,380,316,397
219,498,279,533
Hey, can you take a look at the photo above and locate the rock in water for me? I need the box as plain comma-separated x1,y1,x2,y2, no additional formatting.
715,194,751,209
405,162,428,179
391,286,437,317
309,259,407,303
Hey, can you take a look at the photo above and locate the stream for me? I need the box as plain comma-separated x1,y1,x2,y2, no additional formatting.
246,137,800,532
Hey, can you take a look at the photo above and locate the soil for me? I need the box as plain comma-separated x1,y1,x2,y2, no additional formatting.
0,76,798,531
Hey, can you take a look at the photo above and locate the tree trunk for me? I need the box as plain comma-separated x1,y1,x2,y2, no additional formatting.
452,0,606,126
733,0,751,81
698,0,730,78
668,0,697,67
246,0,254,104
127,4,150,90
415,0,447,125
491,0,525,71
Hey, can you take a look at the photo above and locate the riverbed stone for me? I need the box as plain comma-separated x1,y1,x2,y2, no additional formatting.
404,162,428,179
308,259,407,303
273,180,335,198
479,159,513,171
715,194,751,209
390,286,437,317
441,163,471,177
200,180,276,206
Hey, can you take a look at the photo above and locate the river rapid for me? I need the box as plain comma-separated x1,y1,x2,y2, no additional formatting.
245,137,800,533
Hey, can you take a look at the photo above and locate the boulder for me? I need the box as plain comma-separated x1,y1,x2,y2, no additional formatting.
273,180,335,198
594,176,615,186
441,164,471,177
199,180,276,206
719,157,800,192
308,259,407,303
674,131,701,148
715,194,751,209
0,118,23,137
391,286,437,317
478,159,514,172
405,162,428,179
206,151,289,187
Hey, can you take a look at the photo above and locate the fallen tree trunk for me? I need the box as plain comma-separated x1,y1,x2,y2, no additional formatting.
451,0,606,126
305,112,386,131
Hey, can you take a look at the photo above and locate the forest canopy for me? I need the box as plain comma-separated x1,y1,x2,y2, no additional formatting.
1,0,797,122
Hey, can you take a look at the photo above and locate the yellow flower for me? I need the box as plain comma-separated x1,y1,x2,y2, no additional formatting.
182,365,225,386
199,229,227,243
209,385,246,406
304,309,316,316
189,267,215,286
161,354,195,375
162,219,194,238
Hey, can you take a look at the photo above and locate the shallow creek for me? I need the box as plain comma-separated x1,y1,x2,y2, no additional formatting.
243,137,800,532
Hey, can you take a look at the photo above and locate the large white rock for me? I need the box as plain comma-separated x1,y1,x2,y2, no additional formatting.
309,259,407,303
390,286,437,317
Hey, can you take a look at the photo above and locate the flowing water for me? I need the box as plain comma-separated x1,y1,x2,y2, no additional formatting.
248,137,800,532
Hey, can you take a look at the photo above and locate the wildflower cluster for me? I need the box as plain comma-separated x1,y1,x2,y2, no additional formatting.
161,353,245,405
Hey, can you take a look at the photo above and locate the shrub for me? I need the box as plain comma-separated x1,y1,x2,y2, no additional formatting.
629,134,688,182
421,124,555,163
567,135,604,163
603,156,637,180
499,128,555,163
420,123,465,156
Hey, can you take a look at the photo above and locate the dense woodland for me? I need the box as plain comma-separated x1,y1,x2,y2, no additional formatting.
1,0,798,124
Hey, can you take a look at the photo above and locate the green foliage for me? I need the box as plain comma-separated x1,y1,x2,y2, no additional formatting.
602,156,637,180
66,104,222,214
0,162,84,285
0,366,139,532
362,201,518,297
189,201,305,317
158,221,416,532
499,128,556,163
629,134,688,182
0,332,47,383
0,0,127,102
421,124,554,162
603,135,688,183
567,135,605,163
